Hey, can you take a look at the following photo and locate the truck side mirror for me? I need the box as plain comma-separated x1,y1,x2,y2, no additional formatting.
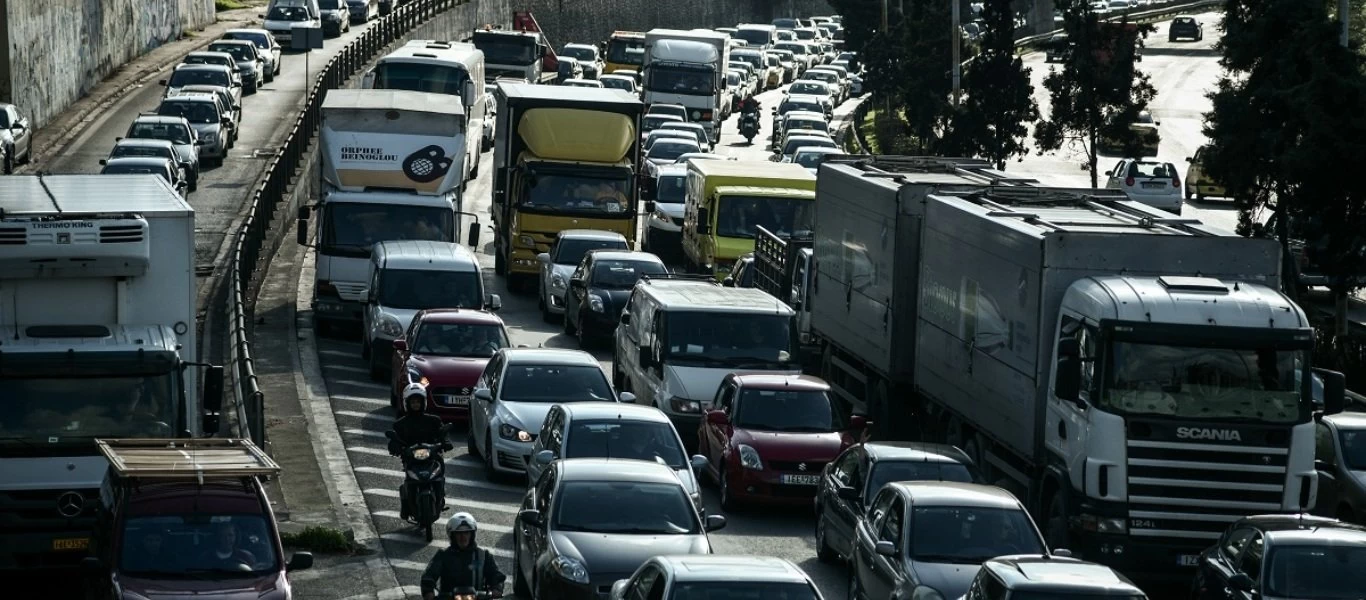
1316,368,1346,416
203,365,225,413
1054,338,1082,406
296,205,310,246
467,222,481,248
697,208,711,235
462,80,476,109
643,200,656,213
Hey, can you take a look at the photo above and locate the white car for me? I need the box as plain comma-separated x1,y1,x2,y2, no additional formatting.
600,74,638,94
791,147,845,175
563,78,603,88
536,229,628,322
1104,158,1184,214
469,348,632,478
263,3,321,46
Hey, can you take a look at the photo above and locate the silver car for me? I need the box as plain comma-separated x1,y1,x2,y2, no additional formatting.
161,63,242,109
0,103,32,173
122,115,201,191
157,95,231,166
222,28,283,81
207,40,265,93
177,84,241,136
536,229,628,323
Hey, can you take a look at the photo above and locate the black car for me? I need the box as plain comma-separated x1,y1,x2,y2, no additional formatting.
721,253,756,288
814,442,982,564
1044,33,1072,63
513,458,725,600
565,250,668,346
1169,17,1203,42
1191,514,1366,600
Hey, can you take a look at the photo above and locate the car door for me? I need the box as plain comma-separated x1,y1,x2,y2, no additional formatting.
566,257,590,330
865,495,907,599
1200,526,1255,598
521,466,556,584
854,488,897,596
828,447,865,551
622,563,665,600
1314,421,1342,517
702,381,737,477
1229,532,1263,600
1105,159,1126,189
473,354,503,450
528,407,563,484
363,260,382,345
615,290,641,387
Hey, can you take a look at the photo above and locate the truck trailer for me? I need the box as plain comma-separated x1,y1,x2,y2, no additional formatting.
641,29,730,144
0,175,223,568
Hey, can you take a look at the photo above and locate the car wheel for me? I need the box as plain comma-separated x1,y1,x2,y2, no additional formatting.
539,295,556,324
815,515,838,563
361,337,371,360
563,308,577,335
847,569,865,600
466,426,479,457
719,464,738,512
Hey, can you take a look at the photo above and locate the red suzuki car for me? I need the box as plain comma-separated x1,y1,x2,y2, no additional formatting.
699,373,867,510
389,309,511,420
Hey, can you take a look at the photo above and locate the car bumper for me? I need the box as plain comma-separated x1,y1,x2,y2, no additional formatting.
576,308,619,336
490,436,534,474
0,527,97,569
1192,182,1225,197
314,296,364,324
426,399,472,422
1129,194,1183,213
545,288,568,315
726,467,820,506
269,30,292,43
538,573,614,600
199,140,228,159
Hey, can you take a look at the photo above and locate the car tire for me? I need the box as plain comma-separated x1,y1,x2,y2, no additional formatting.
815,515,839,563
466,426,479,456
719,464,739,512
3,151,12,175
563,309,577,335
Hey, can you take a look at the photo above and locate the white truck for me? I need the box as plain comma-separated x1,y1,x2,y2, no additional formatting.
298,89,478,338
642,29,730,145
0,174,223,568
470,12,557,84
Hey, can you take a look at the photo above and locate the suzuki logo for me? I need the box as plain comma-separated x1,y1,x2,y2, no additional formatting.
1176,427,1243,442
798,463,808,472
56,491,84,518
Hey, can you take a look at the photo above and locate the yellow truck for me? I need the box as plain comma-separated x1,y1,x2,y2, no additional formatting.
604,31,646,74
680,160,816,279
491,82,643,290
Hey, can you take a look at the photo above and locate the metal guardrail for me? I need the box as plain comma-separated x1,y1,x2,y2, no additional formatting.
227,0,469,447
1014,0,1221,49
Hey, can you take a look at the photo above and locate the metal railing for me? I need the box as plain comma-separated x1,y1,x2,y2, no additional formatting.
227,0,468,446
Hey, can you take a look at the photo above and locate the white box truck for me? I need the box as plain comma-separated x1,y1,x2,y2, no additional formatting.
0,174,223,568
299,89,479,340
642,29,730,145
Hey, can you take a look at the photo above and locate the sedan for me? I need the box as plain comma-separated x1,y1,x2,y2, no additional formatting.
513,459,726,600
1104,158,1183,214
700,373,867,510
122,115,201,191
177,84,241,134
786,80,834,104
98,157,189,197
640,114,685,144
263,3,320,46
221,28,283,81
536,229,629,323
161,63,242,109
156,95,231,167
778,134,837,161
206,40,265,94
644,139,702,168
656,121,710,150
345,0,379,22
792,147,845,175
0,103,32,173
388,308,510,418
1191,514,1366,600
564,250,668,345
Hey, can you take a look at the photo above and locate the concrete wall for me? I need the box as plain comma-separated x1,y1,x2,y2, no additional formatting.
3,0,215,129
525,0,835,51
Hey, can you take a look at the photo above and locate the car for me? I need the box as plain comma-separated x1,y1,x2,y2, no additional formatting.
613,69,641,87
527,403,707,509
1169,16,1204,42
1314,412,1366,524
791,147,845,175
512,458,726,600
773,111,830,150
1044,32,1073,63
1103,158,1183,214
317,0,351,37
98,157,189,197
122,115,201,191
262,2,321,46
387,308,511,418
640,113,685,144
207,40,266,93
777,134,837,160
481,90,497,151
564,250,668,345
848,482,1049,600
175,85,241,136
720,253,756,288
778,93,832,120
561,43,605,79
179,52,240,85
724,71,745,107
647,103,690,123
786,80,834,104
657,121,711,150
221,28,283,81
1192,514,1366,600
599,74,638,94
643,129,697,153
645,138,702,167
1184,144,1228,201
469,349,632,479
700,373,867,509
555,56,584,84
161,63,242,109
107,138,180,164
801,69,846,102
771,49,799,82
609,555,823,600
156,94,232,166
644,164,688,257
814,442,983,564
0,103,32,173
562,78,602,89
673,152,730,165
344,0,379,22
536,229,629,323
964,555,1148,600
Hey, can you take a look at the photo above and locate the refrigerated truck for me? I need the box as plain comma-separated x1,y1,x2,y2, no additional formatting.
0,174,223,568
804,156,1343,583
642,29,730,144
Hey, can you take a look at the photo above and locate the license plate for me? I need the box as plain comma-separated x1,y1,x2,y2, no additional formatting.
53,538,89,551
1141,182,1165,189
781,474,820,486
437,395,468,406
1177,554,1199,567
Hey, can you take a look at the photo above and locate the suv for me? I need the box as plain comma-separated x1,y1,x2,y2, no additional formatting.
963,555,1147,599
157,94,233,166
1193,514,1366,600
1169,16,1203,42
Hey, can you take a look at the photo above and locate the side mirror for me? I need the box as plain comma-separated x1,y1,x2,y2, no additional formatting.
202,365,225,414
392,339,408,351
462,80,476,109
1155,120,1162,126
874,540,898,557
1052,548,1074,558
1228,573,1255,593
467,222,481,248
643,200,656,213
704,514,727,532
849,415,869,430
534,449,556,465
691,454,708,470
722,276,735,287
518,508,544,528
618,391,636,403
99,159,108,166
474,388,493,402
706,410,729,425
611,580,630,599
287,552,314,571
1103,170,1112,176
1054,338,1082,405
1185,156,1193,162
837,485,861,502
1316,368,1346,416
159,79,168,86
619,311,631,325
486,294,502,312
537,252,551,265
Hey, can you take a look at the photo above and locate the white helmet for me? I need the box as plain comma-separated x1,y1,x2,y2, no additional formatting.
447,512,478,535
403,382,427,400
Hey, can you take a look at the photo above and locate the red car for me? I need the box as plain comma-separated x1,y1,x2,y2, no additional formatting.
389,309,511,420
699,373,867,510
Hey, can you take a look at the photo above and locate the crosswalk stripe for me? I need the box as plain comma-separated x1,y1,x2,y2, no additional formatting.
343,428,390,440
363,488,522,514
325,364,370,374
337,409,394,422
331,379,391,392
354,466,523,493
374,510,515,534
382,538,517,561
332,394,390,407
347,445,483,470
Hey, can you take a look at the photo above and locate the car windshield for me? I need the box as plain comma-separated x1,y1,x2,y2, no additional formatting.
521,172,633,215
185,55,231,67
500,364,613,403
908,506,1045,563
589,259,667,289
1126,161,1175,178
732,29,772,46
643,115,681,131
606,38,645,64
473,36,537,64
169,69,229,88
657,174,686,203
727,72,741,86
553,238,626,265
561,46,597,61
112,145,174,159
378,270,482,310
0,370,178,441
648,141,700,161
659,126,704,144
867,461,977,495
780,100,823,114
794,151,835,169
776,43,808,55
209,44,255,63
717,194,814,239
225,31,271,50
320,203,453,255
158,101,218,124
664,312,793,366
1264,545,1366,598
1103,343,1305,423
553,480,698,534
789,82,827,96
601,77,634,91
119,514,280,577
735,388,839,432
412,322,508,358
129,122,191,145
1340,429,1366,470
1136,112,1155,124
785,119,828,133
565,420,686,468
267,6,311,20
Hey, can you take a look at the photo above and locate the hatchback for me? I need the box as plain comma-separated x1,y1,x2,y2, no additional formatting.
536,229,629,323
1104,158,1183,214
1192,514,1366,600
388,308,511,418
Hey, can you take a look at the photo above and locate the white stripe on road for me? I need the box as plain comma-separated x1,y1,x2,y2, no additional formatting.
343,428,390,440
337,409,394,422
363,488,522,514
347,445,483,470
332,379,391,392
332,394,389,407
375,510,515,535
324,364,370,374
353,466,523,493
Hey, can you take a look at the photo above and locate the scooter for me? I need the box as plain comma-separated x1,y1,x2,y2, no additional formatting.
444,587,499,600
386,429,453,542
740,111,759,145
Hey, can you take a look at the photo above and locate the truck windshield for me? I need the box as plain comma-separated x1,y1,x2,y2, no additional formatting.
646,65,715,95
371,62,471,96
733,29,772,47
716,194,814,239
0,371,179,442
561,46,597,62
1264,545,1366,599
320,203,453,257
663,312,792,367
1104,343,1306,423
120,514,280,577
474,35,537,65
519,171,634,217
606,39,645,65
657,174,686,203
378,270,483,310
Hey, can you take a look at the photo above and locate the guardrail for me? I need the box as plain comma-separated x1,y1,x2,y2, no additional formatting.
227,0,469,447
1014,0,1220,49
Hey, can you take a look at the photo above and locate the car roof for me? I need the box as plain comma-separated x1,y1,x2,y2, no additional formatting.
173,63,232,73
161,94,217,105
656,164,688,177
565,42,596,50
225,28,271,35
115,138,176,148
863,441,974,464
562,402,670,423
600,74,633,81
187,51,236,59
104,157,173,168
501,347,601,367
985,555,1141,594
795,147,843,156
1231,513,1363,534
732,373,829,391
1323,412,1366,429
657,555,811,583
132,115,190,126
649,103,687,111
210,39,256,46
557,458,683,484
889,481,1023,508
373,240,480,272
1266,525,1366,545
783,112,827,121
414,308,506,326
644,114,684,122
636,282,796,315
557,229,627,242
585,249,663,264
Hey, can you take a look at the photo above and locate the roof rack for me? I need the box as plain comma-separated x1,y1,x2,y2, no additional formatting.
829,155,1041,186
953,186,1209,235
96,438,280,484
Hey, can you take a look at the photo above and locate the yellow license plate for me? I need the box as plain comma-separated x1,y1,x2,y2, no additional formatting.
52,538,89,551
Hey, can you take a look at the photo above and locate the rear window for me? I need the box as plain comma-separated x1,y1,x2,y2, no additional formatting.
1128,162,1176,178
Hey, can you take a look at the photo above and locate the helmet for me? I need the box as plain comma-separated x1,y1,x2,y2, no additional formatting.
403,383,427,413
447,512,478,536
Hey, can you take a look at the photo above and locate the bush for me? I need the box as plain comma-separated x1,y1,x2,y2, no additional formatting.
280,526,353,554
216,0,247,10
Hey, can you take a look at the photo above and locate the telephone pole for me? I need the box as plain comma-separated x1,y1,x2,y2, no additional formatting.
952,0,962,105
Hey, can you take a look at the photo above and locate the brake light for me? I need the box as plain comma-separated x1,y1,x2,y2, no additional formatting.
1124,176,1134,187
1171,173,1180,188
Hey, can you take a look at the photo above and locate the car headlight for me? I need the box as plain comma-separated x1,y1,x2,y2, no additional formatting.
407,367,424,383
201,133,216,143
588,293,605,313
737,444,764,471
550,273,567,291
550,556,590,584
911,586,945,600
669,396,701,414
378,314,403,337
1079,513,1128,534
653,208,671,222
499,423,532,443
519,235,536,248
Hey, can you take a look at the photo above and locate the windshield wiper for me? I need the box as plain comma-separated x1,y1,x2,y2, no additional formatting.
184,567,260,578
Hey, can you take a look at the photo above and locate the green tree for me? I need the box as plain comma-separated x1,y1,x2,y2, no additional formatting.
894,0,957,152
941,0,1039,169
1033,0,1156,187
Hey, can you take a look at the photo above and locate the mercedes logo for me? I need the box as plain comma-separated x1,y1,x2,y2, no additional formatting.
798,463,808,472
56,491,84,518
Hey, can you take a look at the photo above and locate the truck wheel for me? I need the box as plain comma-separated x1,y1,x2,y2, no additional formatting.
719,464,739,512
494,245,508,275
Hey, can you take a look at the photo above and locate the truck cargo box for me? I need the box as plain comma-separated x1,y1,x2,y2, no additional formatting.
517,108,635,163
321,89,466,196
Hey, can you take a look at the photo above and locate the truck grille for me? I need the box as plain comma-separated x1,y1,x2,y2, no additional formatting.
1126,420,1289,542
0,488,98,529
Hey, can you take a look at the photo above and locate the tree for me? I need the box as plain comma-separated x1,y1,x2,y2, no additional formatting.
894,0,957,152
1033,0,1156,187
941,0,1039,169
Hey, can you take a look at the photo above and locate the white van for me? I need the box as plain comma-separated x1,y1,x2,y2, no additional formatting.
263,0,322,45
362,241,501,379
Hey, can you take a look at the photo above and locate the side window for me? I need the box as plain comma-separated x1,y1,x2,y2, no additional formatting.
406,315,422,339
1238,533,1264,580
1221,527,1256,563
712,381,734,412
831,449,858,486
535,468,556,513
722,384,739,416
867,488,896,523
1316,423,1337,465
877,497,904,545
538,409,560,450
1057,315,1097,399
548,411,565,453
847,451,866,490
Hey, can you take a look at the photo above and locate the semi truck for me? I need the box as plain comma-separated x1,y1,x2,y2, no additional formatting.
471,11,557,84
777,155,1344,583
679,159,815,281
298,89,478,335
0,174,223,568
603,30,646,74
641,29,730,144
491,82,643,290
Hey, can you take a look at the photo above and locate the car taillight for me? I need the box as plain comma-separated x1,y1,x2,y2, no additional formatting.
1171,173,1180,188
1125,176,1134,187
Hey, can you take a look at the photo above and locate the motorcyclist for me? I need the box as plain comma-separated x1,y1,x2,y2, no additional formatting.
739,95,762,134
390,382,448,520
421,513,506,600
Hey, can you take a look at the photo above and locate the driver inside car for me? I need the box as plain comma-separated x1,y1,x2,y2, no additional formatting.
197,521,256,571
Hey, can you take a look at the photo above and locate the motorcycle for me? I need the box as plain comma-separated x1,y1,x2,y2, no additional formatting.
386,428,453,542
740,111,759,144
442,587,499,600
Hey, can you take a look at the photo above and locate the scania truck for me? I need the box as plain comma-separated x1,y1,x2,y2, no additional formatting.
642,29,730,145
794,155,1343,584
491,82,643,290
0,174,223,569
471,11,557,83
298,89,477,335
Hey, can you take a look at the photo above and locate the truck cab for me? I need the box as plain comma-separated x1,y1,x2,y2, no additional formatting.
679,160,815,280
642,29,731,145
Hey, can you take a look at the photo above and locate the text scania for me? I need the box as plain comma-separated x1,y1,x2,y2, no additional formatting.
339,147,397,162
1176,427,1243,442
